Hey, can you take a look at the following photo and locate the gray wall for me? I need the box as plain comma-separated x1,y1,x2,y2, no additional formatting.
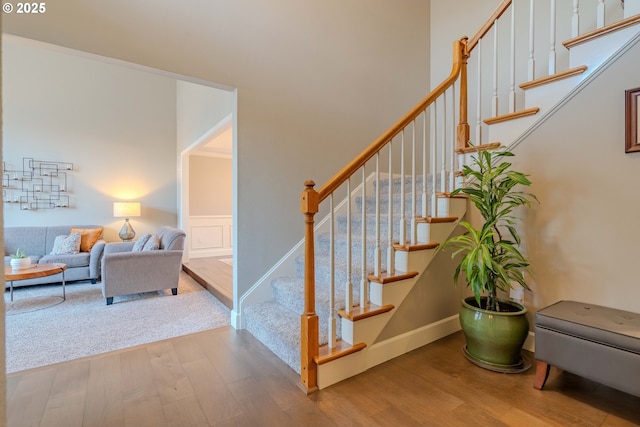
3,0,432,304
430,0,640,315
189,155,232,216
176,80,234,153
2,36,177,242
510,37,640,314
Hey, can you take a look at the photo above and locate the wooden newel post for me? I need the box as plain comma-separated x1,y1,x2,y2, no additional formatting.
457,37,470,150
299,180,319,394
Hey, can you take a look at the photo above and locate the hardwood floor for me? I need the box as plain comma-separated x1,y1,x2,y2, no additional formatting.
182,257,232,309
7,328,640,427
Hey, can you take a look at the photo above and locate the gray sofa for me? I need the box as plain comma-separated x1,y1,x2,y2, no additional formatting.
4,225,105,287
100,226,186,305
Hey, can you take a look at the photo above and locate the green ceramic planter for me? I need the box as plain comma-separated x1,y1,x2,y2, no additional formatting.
459,296,530,372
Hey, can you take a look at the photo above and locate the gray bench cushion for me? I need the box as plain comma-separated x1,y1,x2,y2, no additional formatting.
536,301,640,354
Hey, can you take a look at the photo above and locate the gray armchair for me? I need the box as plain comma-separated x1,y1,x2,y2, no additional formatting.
100,226,186,305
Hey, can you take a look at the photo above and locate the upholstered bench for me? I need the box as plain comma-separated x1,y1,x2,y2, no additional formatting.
533,300,640,398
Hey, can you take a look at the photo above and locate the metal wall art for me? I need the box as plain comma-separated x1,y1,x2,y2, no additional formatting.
2,158,73,210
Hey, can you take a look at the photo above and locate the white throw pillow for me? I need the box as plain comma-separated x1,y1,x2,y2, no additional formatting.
132,233,152,252
50,232,81,255
142,234,159,251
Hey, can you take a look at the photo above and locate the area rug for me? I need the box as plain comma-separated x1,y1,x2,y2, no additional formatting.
5,271,230,373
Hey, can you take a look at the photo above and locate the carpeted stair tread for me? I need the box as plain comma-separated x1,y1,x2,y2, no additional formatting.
244,301,301,373
244,300,335,374
294,252,379,286
271,275,361,316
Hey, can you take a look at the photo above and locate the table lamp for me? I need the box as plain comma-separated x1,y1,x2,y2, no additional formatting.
113,201,141,241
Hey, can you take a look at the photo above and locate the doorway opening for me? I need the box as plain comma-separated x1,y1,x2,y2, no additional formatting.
180,113,235,309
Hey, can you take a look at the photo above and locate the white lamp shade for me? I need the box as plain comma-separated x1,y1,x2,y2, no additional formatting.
113,202,141,218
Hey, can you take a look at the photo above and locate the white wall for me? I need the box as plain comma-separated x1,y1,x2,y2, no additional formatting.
2,0,432,308
2,36,178,241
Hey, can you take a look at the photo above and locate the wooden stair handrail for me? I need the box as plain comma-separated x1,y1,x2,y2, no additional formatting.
467,0,512,52
316,38,468,202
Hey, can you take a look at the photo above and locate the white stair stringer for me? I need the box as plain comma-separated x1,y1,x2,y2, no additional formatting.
316,197,466,389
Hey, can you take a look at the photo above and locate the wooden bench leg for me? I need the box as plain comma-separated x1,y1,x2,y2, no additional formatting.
533,360,550,390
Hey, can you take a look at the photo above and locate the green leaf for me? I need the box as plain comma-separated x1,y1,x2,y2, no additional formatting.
440,145,539,311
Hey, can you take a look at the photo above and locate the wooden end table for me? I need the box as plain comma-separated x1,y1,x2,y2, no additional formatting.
4,263,67,302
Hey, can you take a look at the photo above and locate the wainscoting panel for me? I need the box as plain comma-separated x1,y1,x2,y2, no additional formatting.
189,215,233,258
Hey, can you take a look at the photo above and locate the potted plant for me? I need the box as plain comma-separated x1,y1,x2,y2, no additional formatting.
10,248,31,270
442,146,538,372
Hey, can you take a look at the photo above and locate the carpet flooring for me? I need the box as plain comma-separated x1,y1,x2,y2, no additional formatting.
4,271,230,373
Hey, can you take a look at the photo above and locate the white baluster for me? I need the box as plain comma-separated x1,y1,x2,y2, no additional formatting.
400,130,407,246
328,194,336,349
431,102,438,217
510,1,516,113
387,142,395,276
360,167,368,308
441,92,447,194
449,85,456,192
549,0,557,75
492,19,499,116
597,0,605,28
345,178,353,314
430,100,438,218
411,121,417,245
422,110,428,218
528,0,535,80
476,38,483,145
374,153,381,278
572,0,580,37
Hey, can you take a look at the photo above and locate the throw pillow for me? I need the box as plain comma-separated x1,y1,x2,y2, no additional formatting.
50,232,81,255
142,234,160,251
70,227,103,252
132,233,152,252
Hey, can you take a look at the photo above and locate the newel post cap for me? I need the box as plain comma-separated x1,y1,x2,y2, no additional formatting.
300,180,319,215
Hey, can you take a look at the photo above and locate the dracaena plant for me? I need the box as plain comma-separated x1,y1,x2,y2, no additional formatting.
442,147,538,312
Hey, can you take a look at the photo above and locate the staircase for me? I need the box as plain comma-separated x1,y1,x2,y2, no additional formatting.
243,176,464,375
240,0,640,392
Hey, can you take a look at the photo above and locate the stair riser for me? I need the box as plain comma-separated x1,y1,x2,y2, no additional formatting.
395,249,437,273
341,312,394,346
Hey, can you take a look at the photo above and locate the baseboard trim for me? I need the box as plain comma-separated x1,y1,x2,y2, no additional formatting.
230,309,243,330
189,249,233,258
366,315,461,369
524,330,535,353
367,317,536,370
